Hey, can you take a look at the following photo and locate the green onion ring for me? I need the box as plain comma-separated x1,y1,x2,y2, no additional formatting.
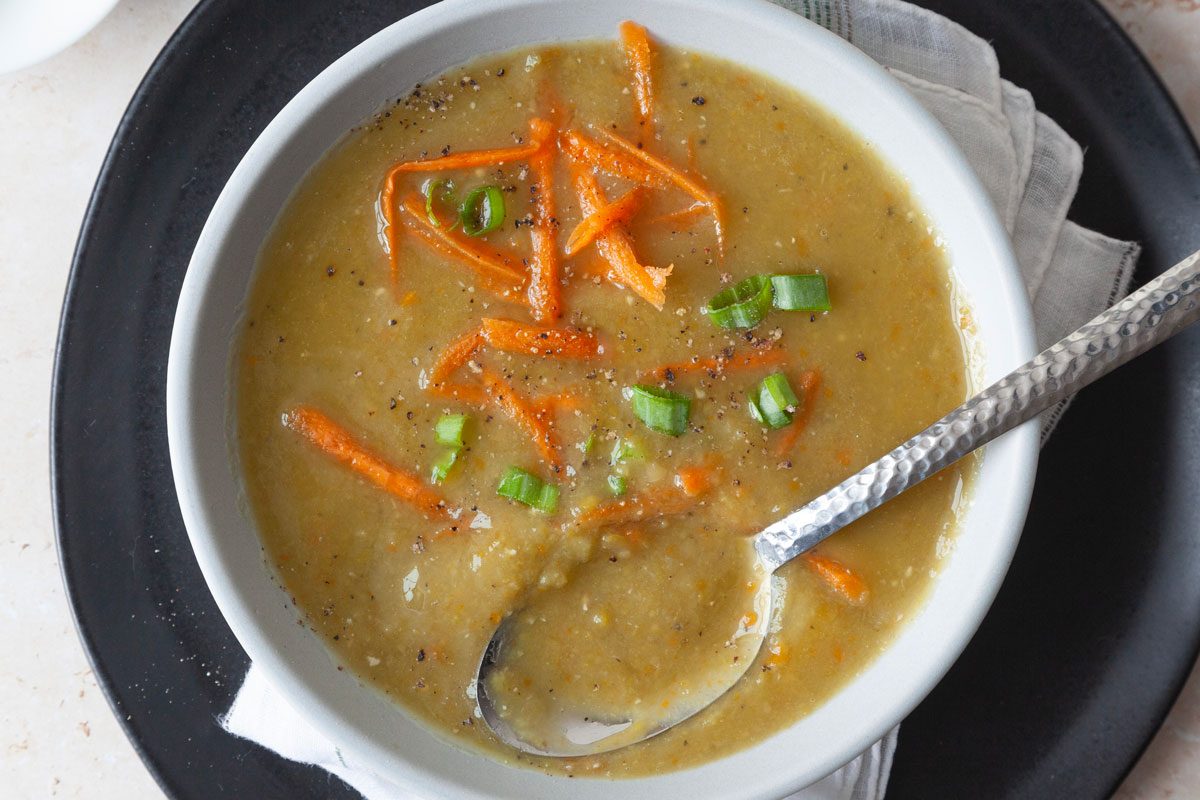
705,274,773,329
771,273,831,311
459,185,506,237
422,178,458,228
629,385,692,437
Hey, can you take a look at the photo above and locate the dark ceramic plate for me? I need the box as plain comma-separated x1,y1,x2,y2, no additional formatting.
51,1,1200,797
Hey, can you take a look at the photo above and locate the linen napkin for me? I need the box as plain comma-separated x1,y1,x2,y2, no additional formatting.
221,0,1140,797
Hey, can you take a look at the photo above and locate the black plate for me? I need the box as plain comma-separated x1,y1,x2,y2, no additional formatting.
52,1,1200,798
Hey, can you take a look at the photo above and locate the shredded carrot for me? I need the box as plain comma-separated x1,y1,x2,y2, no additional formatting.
802,552,869,605
596,129,725,258
385,136,542,174
773,370,822,458
284,406,449,519
398,194,528,301
619,21,655,142
647,346,785,382
652,201,707,226
479,367,564,471
568,161,671,308
576,466,712,528
527,118,562,322
675,465,715,497
559,129,667,188
427,327,487,404
379,172,402,290
480,318,601,359
430,327,483,387
565,186,644,256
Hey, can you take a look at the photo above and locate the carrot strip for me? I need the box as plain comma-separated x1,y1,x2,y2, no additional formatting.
559,129,667,188
646,346,785,382
596,129,709,204
480,367,564,471
675,465,715,497
652,201,707,226
619,21,655,141
284,406,449,519
568,161,671,308
527,118,562,322
802,552,869,605
597,129,725,258
430,328,483,387
480,318,601,359
428,333,487,405
398,194,529,300
565,186,644,256
773,370,822,458
385,140,541,174
379,172,402,290
575,466,712,528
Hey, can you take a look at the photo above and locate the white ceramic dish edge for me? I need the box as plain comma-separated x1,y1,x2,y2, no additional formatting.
166,1,1039,798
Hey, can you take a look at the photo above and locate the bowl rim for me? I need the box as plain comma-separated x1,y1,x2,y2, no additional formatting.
166,0,1039,797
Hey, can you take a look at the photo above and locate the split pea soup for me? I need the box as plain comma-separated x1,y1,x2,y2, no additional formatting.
234,21,973,778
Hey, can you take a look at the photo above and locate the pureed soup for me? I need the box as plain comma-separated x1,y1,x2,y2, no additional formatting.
235,22,974,777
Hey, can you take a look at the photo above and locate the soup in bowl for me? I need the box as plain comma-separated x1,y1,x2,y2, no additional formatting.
167,1,1037,798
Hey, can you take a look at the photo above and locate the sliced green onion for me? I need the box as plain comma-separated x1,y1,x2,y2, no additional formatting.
434,413,470,448
705,275,773,329
607,474,627,497
749,372,801,429
459,185,506,237
771,273,831,311
430,448,460,484
422,179,457,228
629,385,691,436
496,466,559,513
579,431,598,454
747,395,766,425
609,437,644,466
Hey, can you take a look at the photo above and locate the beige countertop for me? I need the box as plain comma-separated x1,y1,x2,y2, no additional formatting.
2,1,1198,797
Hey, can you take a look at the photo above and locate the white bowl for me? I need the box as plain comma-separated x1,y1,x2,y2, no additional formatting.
167,1,1038,797
0,0,119,75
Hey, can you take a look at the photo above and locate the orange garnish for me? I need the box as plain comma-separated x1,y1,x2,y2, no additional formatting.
802,552,869,605
284,406,449,519
619,21,655,142
565,186,644,256
567,160,671,308
480,318,601,359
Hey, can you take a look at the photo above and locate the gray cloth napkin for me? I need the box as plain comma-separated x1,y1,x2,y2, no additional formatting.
222,1,1140,797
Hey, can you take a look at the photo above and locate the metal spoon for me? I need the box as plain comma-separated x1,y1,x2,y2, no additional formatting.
476,248,1200,757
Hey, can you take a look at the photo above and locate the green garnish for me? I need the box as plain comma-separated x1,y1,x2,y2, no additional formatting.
771,273,831,311
629,385,691,436
705,275,773,329
748,372,802,429
430,448,460,484
434,413,470,448
580,431,598,454
459,185,506,236
496,466,559,513
422,178,458,229
607,475,627,497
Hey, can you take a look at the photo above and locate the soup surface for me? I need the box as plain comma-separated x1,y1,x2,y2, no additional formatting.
236,25,972,778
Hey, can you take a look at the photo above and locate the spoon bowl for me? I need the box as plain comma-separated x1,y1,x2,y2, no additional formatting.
477,573,773,757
